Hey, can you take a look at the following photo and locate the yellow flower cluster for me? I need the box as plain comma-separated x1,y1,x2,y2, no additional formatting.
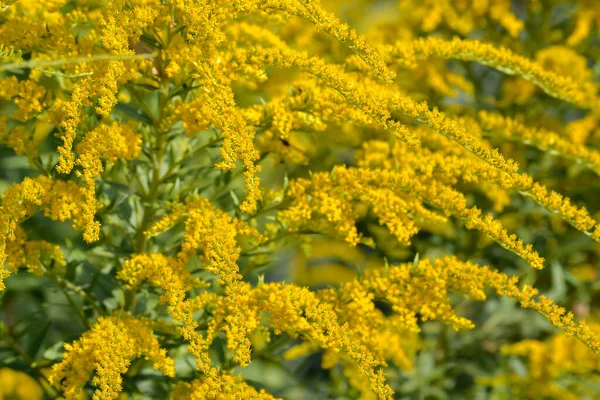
5,226,66,279
172,372,278,400
231,44,599,243
279,169,438,247
261,41,600,243
397,0,523,37
120,195,263,374
275,0,395,82
287,255,600,397
0,76,46,122
482,325,600,399
0,368,43,400
0,121,49,166
243,83,327,165
146,195,264,284
565,114,598,145
75,122,142,242
183,63,263,214
477,111,600,176
49,315,175,400
356,138,510,211
411,257,600,356
209,281,393,399
566,0,600,46
387,37,600,111
0,176,84,289
121,253,394,398
167,0,395,213
118,253,213,371
52,0,157,174
281,165,544,269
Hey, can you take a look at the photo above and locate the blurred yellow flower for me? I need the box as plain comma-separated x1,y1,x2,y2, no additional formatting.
0,368,43,400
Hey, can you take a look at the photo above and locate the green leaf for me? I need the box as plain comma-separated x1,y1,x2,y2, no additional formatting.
139,33,163,49
115,101,153,125
547,260,567,301
230,190,240,206
26,321,50,359
411,253,420,274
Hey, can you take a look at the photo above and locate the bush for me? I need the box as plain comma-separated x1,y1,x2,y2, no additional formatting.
1,0,600,399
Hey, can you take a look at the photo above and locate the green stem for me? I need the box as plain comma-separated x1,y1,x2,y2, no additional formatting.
127,60,171,311
53,274,105,316
47,273,90,329
0,53,155,72
159,136,224,183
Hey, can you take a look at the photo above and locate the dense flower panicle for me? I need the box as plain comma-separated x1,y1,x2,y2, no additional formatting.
118,253,213,371
534,45,594,82
168,0,230,47
305,282,418,385
123,196,262,372
397,0,523,37
75,122,142,242
242,83,328,165
340,165,544,269
387,37,600,111
356,139,511,211
410,257,600,356
352,108,600,243
477,111,600,176
327,258,480,332
171,373,279,400
482,326,600,399
186,60,263,214
279,170,435,247
233,43,598,238
4,226,66,278
319,257,492,349
164,0,389,214
286,255,600,397
146,195,264,284
0,176,84,289
0,367,44,399
566,1,600,46
209,281,394,399
280,166,544,269
0,122,49,164
271,0,396,83
53,0,158,175
564,114,598,145
0,76,46,122
49,315,175,400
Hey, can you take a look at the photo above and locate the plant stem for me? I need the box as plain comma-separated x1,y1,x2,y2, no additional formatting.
0,53,155,72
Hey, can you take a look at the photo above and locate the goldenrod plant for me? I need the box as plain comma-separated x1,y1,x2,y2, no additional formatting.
2,0,600,399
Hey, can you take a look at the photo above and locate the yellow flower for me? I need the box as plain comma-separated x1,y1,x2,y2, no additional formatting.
0,76,46,122
118,253,212,371
209,281,393,399
146,195,264,284
49,315,175,400
397,0,523,37
477,111,600,176
482,324,600,399
387,37,599,111
75,122,142,242
0,368,43,400
172,372,278,400
0,176,85,290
